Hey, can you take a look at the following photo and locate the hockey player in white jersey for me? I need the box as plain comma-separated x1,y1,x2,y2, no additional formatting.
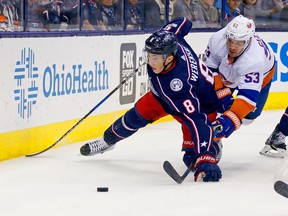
204,15,276,141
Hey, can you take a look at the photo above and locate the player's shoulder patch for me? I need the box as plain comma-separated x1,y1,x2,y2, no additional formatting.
170,78,183,92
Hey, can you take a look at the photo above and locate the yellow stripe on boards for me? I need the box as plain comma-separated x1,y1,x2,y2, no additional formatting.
0,110,127,161
264,92,288,110
0,91,286,161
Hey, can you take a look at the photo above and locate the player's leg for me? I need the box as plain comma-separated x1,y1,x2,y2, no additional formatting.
243,81,271,124
239,81,285,157
260,107,288,158
278,107,288,137
80,92,168,156
103,92,168,144
199,87,223,162
176,111,221,169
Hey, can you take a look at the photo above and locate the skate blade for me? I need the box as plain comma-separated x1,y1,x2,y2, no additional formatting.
259,150,286,158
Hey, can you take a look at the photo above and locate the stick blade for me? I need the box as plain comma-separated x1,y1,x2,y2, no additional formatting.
274,181,288,198
163,161,184,184
25,144,55,157
25,151,42,157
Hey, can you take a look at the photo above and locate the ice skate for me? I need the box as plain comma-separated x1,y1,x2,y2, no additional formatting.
80,137,115,156
259,124,287,158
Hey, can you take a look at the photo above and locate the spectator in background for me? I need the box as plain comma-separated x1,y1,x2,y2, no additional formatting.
33,0,75,31
239,0,257,19
61,0,79,28
143,0,162,28
280,6,288,19
98,0,122,30
280,0,288,20
125,0,144,30
214,0,221,15
42,0,67,30
27,0,42,31
199,0,219,27
173,0,206,28
81,0,106,30
154,0,174,24
223,0,242,22
255,0,283,19
14,0,21,27
0,0,20,31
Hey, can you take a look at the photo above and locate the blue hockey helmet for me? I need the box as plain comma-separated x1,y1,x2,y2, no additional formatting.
145,30,178,55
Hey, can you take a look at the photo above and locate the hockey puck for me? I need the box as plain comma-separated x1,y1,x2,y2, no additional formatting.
97,187,109,192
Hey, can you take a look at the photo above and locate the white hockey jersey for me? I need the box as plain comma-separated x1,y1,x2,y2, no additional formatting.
204,27,275,119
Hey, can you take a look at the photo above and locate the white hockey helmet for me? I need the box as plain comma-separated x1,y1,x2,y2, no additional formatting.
225,15,255,47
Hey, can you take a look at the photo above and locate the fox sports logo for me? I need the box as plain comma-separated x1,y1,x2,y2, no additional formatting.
13,48,39,119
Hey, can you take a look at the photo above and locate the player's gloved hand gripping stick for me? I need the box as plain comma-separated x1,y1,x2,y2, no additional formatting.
212,110,241,139
26,63,147,157
163,125,223,184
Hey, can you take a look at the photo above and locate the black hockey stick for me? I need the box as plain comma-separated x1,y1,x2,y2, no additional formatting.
273,156,288,198
163,125,223,184
26,62,146,157
274,181,288,198
163,160,193,184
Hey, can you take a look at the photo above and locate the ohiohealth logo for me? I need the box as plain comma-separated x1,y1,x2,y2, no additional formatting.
14,48,39,119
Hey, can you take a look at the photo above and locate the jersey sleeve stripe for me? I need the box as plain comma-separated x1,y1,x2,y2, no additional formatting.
230,97,256,120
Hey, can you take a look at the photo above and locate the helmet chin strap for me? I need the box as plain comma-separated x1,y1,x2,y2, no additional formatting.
160,54,174,73
236,38,252,57
161,58,174,73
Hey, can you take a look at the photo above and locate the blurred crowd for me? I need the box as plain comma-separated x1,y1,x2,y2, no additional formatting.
0,0,287,32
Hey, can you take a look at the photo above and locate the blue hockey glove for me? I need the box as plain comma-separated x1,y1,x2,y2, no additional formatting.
193,153,222,182
216,87,234,113
212,110,242,139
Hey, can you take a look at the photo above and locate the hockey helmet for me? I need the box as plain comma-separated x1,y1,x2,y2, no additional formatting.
145,30,178,55
225,15,255,47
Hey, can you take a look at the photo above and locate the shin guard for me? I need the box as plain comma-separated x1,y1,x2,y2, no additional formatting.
104,107,150,144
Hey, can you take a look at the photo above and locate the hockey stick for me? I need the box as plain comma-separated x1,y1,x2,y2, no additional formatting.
274,181,288,198
274,156,288,198
163,125,223,184
26,62,146,157
163,160,193,184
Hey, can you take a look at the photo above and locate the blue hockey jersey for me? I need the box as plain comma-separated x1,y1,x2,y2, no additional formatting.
147,17,219,154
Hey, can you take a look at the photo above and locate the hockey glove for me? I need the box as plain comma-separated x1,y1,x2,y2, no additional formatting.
212,110,241,139
216,87,234,113
194,153,222,182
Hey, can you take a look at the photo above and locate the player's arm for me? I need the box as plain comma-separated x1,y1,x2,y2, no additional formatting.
212,70,263,139
204,36,234,113
230,88,259,119
204,32,223,71
170,88,213,152
176,94,222,182
162,17,192,38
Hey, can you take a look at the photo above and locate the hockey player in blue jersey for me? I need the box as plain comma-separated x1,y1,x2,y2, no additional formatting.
80,17,222,182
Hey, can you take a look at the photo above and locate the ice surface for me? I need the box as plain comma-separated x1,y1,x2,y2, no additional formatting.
0,110,287,216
